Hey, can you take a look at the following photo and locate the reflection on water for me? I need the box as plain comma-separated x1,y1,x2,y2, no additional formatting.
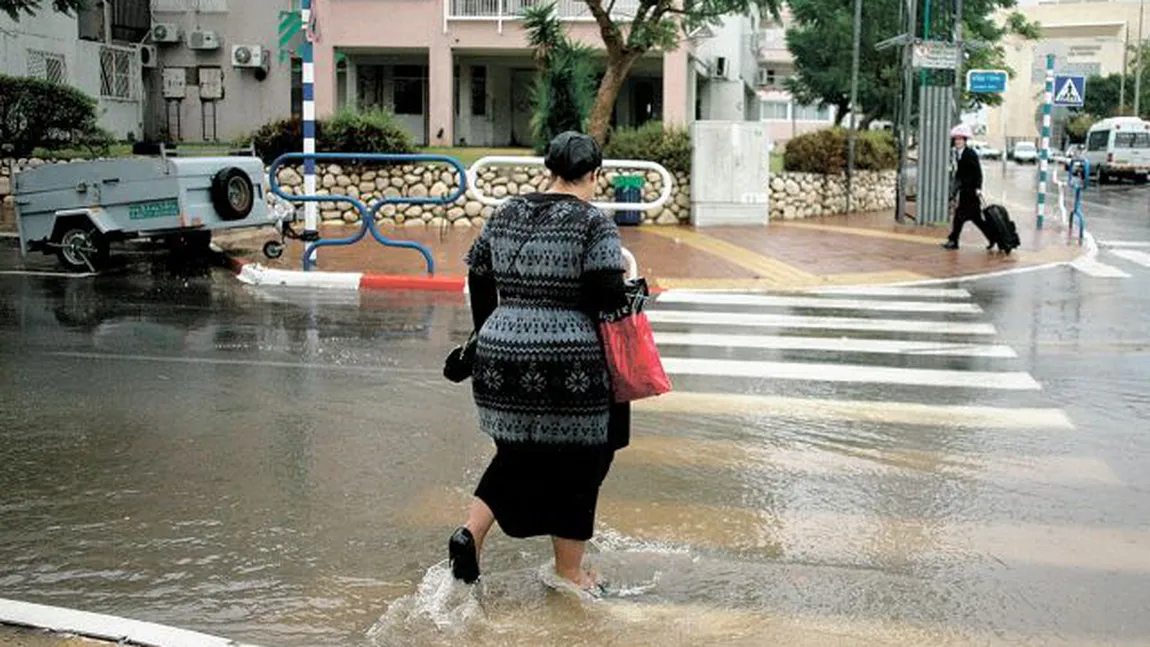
1,267,1149,646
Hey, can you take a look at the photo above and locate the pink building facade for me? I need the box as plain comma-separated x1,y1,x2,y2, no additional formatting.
312,0,692,146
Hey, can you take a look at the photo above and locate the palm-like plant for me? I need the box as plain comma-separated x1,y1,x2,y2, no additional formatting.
522,3,597,153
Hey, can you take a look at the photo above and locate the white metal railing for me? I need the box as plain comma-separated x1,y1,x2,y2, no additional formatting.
447,0,639,20
467,156,674,212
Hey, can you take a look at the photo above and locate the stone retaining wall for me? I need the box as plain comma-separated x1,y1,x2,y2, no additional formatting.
0,157,898,228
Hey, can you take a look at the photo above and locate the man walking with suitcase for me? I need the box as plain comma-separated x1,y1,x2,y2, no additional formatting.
942,124,992,250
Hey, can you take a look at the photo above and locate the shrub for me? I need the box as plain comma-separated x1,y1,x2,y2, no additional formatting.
524,3,596,153
783,128,897,174
0,75,112,157
603,121,691,175
322,108,414,156
248,109,414,164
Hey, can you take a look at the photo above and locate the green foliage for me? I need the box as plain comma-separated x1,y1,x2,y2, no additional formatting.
603,121,691,175
0,75,111,157
784,0,1040,125
1065,113,1097,143
0,0,85,20
1079,45,1150,119
248,109,414,164
524,3,597,152
783,128,897,174
323,108,415,156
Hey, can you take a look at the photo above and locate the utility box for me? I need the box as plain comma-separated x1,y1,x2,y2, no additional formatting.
689,121,771,227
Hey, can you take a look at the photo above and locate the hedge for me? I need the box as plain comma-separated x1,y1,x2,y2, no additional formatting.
603,121,691,175
0,75,112,157
249,109,414,164
783,128,897,174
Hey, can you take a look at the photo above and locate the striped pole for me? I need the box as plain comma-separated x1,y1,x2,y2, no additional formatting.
301,0,318,252
1037,53,1054,230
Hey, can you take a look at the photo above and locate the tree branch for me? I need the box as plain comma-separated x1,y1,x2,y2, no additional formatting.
584,0,624,53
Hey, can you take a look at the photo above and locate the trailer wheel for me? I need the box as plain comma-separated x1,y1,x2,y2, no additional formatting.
262,240,284,260
56,225,109,272
211,167,255,221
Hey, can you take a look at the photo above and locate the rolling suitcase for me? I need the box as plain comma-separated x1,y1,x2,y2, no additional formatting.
982,203,1020,254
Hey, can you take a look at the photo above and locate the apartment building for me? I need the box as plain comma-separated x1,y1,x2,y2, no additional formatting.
988,0,1146,148
311,0,762,146
0,0,150,140
754,9,837,146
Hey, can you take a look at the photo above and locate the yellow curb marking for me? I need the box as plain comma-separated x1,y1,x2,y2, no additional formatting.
642,227,815,287
772,221,948,245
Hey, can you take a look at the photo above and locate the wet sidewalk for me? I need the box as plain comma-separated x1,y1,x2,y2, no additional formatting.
217,208,1084,291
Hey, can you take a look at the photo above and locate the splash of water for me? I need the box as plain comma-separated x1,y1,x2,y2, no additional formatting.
365,559,484,646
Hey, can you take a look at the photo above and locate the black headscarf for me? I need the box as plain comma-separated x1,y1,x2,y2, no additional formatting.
544,131,603,182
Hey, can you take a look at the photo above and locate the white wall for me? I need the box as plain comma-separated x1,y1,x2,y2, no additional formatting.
0,10,143,140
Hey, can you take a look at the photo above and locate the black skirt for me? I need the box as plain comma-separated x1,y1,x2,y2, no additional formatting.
475,441,615,541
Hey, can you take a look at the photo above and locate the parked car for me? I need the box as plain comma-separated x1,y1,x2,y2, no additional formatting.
16,154,271,272
1082,117,1150,184
1012,142,1038,164
971,141,1003,160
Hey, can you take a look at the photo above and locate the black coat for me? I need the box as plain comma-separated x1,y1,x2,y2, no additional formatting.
953,146,983,218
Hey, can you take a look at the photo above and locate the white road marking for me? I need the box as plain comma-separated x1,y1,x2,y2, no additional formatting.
1100,240,1150,249
1110,249,1150,268
1070,256,1132,278
661,357,1041,390
646,309,997,336
654,332,1017,358
805,286,972,299
634,392,1074,429
657,291,983,314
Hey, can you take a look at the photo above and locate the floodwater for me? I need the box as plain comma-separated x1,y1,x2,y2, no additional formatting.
1,248,1149,646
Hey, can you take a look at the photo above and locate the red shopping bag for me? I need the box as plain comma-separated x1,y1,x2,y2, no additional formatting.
599,310,672,403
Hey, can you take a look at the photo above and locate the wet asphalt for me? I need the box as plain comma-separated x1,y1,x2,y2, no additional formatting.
0,183,1149,647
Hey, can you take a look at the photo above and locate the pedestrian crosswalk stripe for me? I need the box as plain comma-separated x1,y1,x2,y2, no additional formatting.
654,332,1018,358
808,285,972,299
646,310,997,336
657,291,983,314
661,357,1041,390
1101,240,1150,249
634,392,1074,429
619,437,1119,485
595,502,1150,572
1110,249,1150,268
1071,256,1132,278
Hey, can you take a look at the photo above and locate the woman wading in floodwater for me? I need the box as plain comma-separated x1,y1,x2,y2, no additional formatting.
447,131,630,591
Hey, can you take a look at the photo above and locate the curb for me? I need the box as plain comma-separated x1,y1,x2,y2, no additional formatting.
218,251,467,293
0,597,260,647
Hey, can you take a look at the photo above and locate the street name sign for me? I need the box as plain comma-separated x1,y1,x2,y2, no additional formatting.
966,69,1008,94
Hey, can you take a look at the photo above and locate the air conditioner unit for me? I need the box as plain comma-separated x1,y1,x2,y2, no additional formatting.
188,30,221,51
151,23,181,44
138,44,158,68
231,45,267,69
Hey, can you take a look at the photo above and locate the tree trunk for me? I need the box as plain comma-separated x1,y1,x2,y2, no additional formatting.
833,103,849,127
588,51,640,144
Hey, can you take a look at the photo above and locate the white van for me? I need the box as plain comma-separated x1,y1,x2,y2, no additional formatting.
1083,117,1150,183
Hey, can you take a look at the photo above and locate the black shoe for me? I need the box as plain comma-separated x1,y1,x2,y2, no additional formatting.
941,241,959,250
448,527,480,584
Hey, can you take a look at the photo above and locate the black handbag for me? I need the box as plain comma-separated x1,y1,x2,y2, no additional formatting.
443,330,478,383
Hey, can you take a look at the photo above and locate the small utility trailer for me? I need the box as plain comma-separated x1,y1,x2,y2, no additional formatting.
15,151,270,272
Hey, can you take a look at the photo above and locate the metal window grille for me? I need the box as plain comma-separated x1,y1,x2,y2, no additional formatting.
27,50,67,84
100,46,137,100
151,0,227,12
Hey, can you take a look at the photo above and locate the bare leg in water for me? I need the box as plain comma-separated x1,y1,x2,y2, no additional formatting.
463,498,495,555
552,536,597,588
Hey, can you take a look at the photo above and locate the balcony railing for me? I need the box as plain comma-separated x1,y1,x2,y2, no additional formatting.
447,0,639,21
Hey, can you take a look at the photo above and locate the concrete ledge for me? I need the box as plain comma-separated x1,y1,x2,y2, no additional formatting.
0,598,260,647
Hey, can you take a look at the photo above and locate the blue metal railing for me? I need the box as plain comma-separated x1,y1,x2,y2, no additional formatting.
268,152,469,273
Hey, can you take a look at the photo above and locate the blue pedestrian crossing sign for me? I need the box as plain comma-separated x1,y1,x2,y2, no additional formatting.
966,69,1008,94
1053,75,1086,107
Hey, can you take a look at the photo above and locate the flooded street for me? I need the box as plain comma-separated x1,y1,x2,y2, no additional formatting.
1,243,1149,646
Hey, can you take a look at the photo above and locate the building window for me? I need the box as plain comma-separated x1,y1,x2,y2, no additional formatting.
454,65,460,116
761,100,789,120
795,103,832,122
393,65,425,115
471,65,487,116
27,50,67,84
99,46,135,99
